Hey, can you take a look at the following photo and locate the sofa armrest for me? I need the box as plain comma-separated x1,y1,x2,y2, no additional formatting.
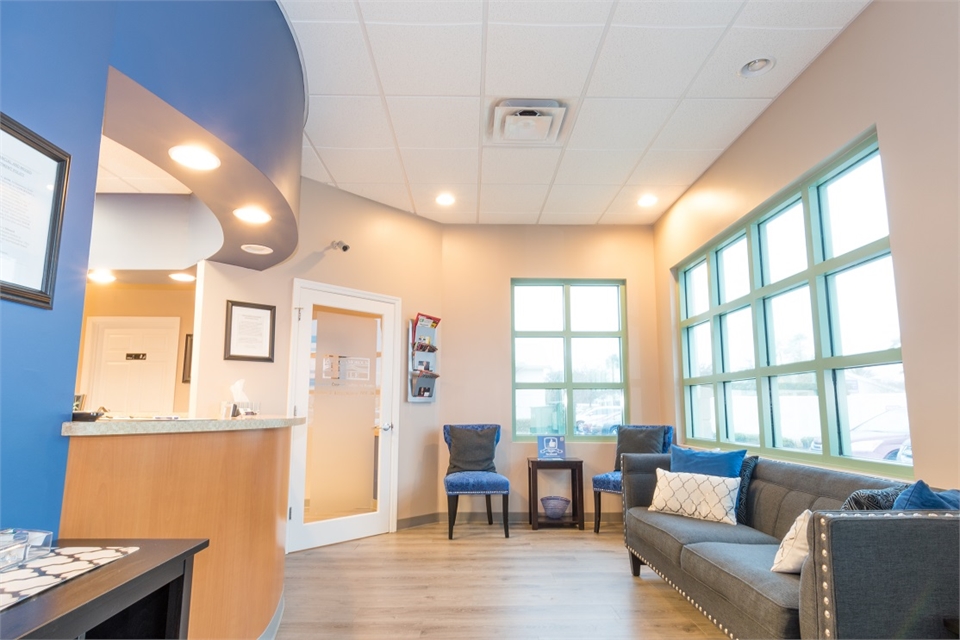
799,510,959,639
620,453,670,511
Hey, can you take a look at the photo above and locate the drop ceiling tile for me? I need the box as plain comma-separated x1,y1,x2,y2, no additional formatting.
652,98,770,150
479,184,550,214
599,210,660,225
538,212,603,225
587,26,726,98
480,147,563,184
485,24,605,97
612,1,741,26
628,148,723,185
418,209,478,224
409,184,478,218
365,23,481,96
302,145,333,184
687,27,841,99
358,1,482,24
387,97,481,148
337,183,413,212
542,184,619,214
400,148,478,184
736,0,869,29
566,98,676,149
294,22,379,96
280,1,357,22
305,96,395,148
318,148,405,183
479,212,540,224
554,149,642,185
604,184,688,216
488,1,613,24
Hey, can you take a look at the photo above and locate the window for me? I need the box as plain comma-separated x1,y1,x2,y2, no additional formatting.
513,280,628,440
677,134,911,475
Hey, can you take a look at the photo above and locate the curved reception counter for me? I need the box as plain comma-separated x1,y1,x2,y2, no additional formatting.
59,416,305,639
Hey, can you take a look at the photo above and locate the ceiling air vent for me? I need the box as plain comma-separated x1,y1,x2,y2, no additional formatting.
492,99,566,144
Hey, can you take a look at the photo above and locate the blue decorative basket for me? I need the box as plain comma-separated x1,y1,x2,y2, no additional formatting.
541,495,571,519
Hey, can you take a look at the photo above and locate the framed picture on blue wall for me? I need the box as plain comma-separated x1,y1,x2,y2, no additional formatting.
0,113,71,310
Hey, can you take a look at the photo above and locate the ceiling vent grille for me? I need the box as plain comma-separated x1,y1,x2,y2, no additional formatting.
491,99,566,144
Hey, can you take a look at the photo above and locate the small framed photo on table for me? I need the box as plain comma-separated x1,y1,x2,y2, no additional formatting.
0,113,71,310
224,300,276,362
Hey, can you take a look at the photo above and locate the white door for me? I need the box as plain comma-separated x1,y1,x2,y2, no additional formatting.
79,317,180,414
287,280,401,551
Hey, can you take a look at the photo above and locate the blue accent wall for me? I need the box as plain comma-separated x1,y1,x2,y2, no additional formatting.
0,1,303,533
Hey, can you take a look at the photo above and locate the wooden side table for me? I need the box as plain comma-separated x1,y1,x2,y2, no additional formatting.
527,457,585,530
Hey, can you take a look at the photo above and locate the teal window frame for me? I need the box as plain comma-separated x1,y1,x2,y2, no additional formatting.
511,278,629,442
676,131,912,478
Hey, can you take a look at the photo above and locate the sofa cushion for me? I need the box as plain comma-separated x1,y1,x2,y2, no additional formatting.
626,507,779,565
892,479,960,510
681,542,802,639
649,468,740,525
737,455,759,524
670,445,747,477
841,484,908,510
446,426,497,474
771,510,812,573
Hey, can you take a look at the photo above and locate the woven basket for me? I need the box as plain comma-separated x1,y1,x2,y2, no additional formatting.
541,495,571,519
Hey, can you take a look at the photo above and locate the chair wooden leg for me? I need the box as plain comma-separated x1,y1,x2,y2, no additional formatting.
485,494,493,525
502,494,509,538
447,495,459,540
629,551,643,576
594,490,602,533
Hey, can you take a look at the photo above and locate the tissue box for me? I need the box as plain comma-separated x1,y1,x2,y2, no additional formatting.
0,529,53,571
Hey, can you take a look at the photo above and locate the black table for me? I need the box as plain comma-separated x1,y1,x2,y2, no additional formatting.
0,538,208,639
527,457,585,530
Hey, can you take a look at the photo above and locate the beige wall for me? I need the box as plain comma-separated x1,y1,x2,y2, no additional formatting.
652,1,959,488
77,283,195,413
193,181,443,520
439,224,661,513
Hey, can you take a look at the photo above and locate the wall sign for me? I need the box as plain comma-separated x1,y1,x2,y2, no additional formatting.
0,113,71,309
224,300,276,362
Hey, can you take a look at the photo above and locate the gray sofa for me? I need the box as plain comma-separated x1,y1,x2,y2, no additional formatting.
622,453,960,639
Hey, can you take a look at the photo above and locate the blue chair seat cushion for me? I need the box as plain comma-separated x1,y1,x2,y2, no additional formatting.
593,471,622,494
444,471,510,495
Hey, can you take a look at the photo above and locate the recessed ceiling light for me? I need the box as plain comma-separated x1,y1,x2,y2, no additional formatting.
88,269,116,284
169,273,196,282
436,193,455,206
233,206,271,224
241,244,274,255
168,145,221,170
637,194,659,207
738,57,775,78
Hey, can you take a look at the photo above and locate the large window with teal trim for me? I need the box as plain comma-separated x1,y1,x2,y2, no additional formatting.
512,279,628,440
678,133,912,475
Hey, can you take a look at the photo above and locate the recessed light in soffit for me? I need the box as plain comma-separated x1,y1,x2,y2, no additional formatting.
492,99,566,144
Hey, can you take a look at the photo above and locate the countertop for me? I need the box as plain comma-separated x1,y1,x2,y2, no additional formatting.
62,415,305,436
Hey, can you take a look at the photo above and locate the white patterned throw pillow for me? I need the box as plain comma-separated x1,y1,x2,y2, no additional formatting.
648,468,741,525
771,509,813,573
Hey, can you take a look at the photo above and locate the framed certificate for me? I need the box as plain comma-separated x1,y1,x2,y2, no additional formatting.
0,113,71,309
224,300,276,362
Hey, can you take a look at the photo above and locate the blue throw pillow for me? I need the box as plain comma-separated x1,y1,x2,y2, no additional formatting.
670,445,747,478
892,480,960,510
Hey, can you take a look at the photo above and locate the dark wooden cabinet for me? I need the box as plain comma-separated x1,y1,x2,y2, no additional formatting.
0,538,207,639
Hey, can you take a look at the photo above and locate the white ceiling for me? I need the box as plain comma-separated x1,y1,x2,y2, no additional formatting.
284,0,871,225
96,136,191,194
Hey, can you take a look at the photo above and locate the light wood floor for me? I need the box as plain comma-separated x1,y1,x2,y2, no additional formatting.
277,522,727,640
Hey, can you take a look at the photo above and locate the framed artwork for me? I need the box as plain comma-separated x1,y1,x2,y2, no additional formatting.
0,113,71,309
224,300,275,362
182,334,194,382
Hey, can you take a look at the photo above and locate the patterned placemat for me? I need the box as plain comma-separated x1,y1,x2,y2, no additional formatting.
0,546,138,610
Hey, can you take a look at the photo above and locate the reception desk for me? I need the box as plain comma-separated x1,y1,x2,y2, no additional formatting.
59,417,304,639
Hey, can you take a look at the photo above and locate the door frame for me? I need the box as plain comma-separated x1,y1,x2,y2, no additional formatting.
286,279,402,551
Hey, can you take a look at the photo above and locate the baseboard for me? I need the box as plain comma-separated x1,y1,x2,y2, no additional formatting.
398,511,624,530
397,513,442,529
257,590,284,640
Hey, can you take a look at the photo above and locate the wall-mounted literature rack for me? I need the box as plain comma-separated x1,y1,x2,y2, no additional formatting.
408,312,440,403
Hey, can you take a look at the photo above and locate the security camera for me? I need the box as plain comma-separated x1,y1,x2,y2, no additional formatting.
332,240,350,252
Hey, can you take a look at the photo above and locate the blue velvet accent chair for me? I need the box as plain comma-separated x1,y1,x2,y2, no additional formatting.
443,424,510,540
592,425,674,533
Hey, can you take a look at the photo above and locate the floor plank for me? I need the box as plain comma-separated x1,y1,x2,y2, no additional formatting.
277,523,726,640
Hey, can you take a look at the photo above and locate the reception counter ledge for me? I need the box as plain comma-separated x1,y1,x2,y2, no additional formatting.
59,417,305,640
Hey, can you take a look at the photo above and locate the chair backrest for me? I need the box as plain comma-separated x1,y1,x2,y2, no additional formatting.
616,424,674,453
443,424,501,451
